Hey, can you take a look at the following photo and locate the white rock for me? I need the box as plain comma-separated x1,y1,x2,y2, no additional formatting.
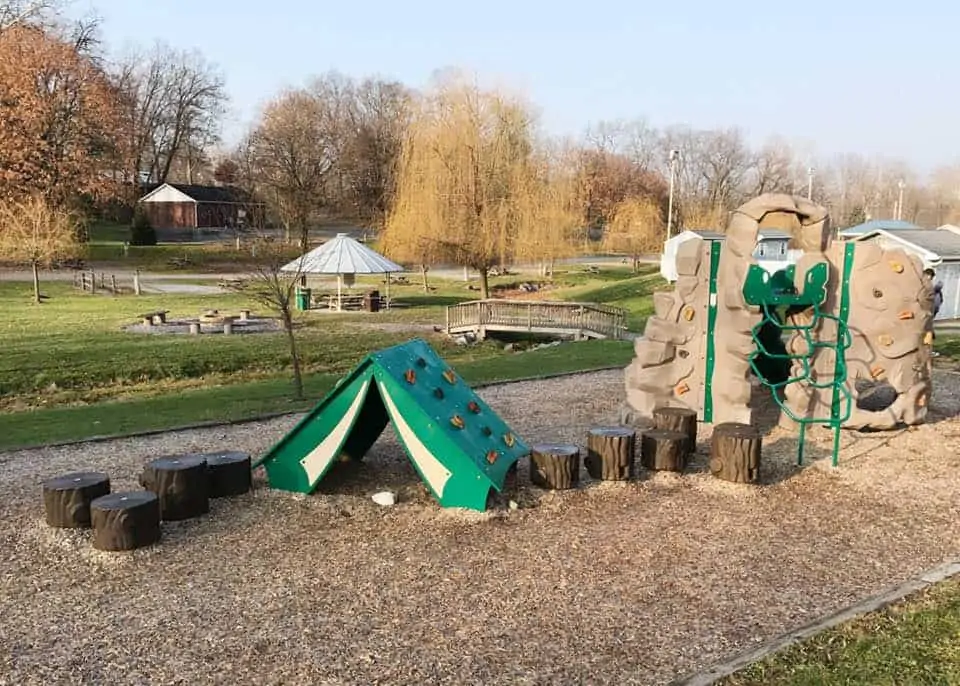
371,491,396,507
509,500,519,511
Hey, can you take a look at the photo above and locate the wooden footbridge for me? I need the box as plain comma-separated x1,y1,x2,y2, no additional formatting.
445,299,627,340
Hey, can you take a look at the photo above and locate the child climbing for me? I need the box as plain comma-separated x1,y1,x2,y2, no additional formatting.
924,268,942,356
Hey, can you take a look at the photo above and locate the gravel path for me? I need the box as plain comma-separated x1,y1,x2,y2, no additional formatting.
1,370,958,685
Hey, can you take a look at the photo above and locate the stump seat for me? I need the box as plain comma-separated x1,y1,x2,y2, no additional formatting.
140,454,209,520
585,427,635,480
529,443,580,490
204,451,252,498
42,471,111,528
90,491,161,551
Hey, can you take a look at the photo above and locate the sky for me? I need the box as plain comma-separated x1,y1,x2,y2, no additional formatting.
71,0,957,173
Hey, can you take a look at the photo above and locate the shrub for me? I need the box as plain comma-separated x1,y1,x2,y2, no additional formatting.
130,209,157,246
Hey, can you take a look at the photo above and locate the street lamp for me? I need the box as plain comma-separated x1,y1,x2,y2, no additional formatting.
807,167,815,200
896,179,906,220
666,149,680,239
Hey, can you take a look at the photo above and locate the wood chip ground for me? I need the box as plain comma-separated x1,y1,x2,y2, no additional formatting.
1,370,958,685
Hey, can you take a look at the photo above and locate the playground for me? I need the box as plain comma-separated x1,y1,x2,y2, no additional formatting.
2,367,958,684
4,194,959,684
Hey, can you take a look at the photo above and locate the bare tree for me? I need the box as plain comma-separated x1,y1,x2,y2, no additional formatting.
227,235,307,399
0,195,80,303
603,196,664,271
0,0,60,31
112,42,227,186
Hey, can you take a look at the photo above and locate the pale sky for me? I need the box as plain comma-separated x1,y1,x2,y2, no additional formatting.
72,0,957,172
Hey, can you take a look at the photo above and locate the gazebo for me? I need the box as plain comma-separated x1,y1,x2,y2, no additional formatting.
281,233,404,311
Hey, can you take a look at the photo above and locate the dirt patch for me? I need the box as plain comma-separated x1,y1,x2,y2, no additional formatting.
1,370,958,685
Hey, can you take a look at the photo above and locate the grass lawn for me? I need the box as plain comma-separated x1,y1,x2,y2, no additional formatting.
0,265,658,450
721,576,960,685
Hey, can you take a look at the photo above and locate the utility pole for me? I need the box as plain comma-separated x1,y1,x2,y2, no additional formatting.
666,149,680,238
807,167,815,200
896,179,906,220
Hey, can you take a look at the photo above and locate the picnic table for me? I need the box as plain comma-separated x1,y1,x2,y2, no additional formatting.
140,310,170,325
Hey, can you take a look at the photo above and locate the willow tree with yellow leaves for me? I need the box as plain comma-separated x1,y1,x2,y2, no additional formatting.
383,75,578,298
603,196,665,272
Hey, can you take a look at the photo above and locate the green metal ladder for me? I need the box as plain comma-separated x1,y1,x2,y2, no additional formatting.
740,243,856,467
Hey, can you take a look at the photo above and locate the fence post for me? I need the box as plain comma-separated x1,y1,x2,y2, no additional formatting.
134,269,142,296
89,271,96,294
111,275,117,294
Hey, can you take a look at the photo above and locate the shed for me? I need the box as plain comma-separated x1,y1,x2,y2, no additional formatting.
138,183,265,232
851,228,960,320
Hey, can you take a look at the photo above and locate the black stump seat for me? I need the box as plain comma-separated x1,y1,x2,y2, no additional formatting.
140,455,209,521
42,471,111,528
204,451,252,498
90,492,161,551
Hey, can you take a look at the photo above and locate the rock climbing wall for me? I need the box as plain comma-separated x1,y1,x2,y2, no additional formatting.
622,235,712,423
778,241,933,430
623,192,934,432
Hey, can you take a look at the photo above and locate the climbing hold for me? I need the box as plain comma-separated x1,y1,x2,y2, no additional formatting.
870,365,885,379
924,331,934,345
416,357,427,368
433,387,444,399
877,334,893,347
503,433,515,447
681,306,695,321
674,381,690,396
898,310,915,320
442,369,456,384
481,426,493,437
467,400,480,414
872,288,883,298
918,394,928,407
404,369,416,384
889,261,904,273
450,415,465,429
486,450,499,464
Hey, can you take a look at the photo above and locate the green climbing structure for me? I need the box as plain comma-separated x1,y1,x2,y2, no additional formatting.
741,243,857,467
253,338,530,510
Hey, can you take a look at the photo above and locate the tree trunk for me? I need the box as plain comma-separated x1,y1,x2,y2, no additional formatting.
709,422,761,484
32,261,40,304
530,443,580,490
281,307,304,400
640,429,687,472
653,406,698,455
585,427,635,480
419,264,429,292
479,267,490,299
139,455,209,521
91,491,161,552
42,471,111,528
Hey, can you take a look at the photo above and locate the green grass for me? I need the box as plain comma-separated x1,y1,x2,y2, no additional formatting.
721,576,960,685
0,338,632,451
0,266,645,448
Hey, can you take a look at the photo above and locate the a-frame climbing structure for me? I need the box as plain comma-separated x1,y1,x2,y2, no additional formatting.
253,338,530,511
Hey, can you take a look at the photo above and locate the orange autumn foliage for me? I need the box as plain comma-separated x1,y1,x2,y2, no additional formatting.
0,24,125,205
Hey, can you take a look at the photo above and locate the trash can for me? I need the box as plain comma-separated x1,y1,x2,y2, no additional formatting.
295,288,311,311
363,289,380,313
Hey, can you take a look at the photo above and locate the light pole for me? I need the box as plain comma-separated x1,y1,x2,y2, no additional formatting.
896,179,906,220
807,167,815,200
666,149,680,238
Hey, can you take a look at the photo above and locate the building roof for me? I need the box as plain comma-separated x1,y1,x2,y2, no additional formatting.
281,233,404,275
859,229,960,260
686,228,790,241
139,182,260,204
839,219,921,237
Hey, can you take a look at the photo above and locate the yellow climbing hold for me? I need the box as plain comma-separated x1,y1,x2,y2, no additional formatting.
924,331,934,345
918,394,927,407
681,306,695,321
877,334,893,347
674,381,690,396
889,261,904,273
897,310,915,320
870,365,885,379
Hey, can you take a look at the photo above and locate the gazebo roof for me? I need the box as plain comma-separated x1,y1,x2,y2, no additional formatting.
281,233,404,274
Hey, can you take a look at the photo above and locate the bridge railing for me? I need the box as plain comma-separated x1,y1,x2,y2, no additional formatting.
445,299,627,339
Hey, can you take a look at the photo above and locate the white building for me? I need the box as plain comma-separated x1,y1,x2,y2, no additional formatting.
660,229,802,282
